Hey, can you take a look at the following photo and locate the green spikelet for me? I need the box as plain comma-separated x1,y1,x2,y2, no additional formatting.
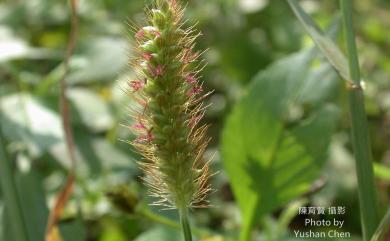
128,0,211,211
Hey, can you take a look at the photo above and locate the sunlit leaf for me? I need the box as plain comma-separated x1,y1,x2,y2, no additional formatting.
0,94,63,157
374,163,390,183
68,88,114,132
50,136,137,176
67,38,129,84
221,51,340,240
0,27,59,62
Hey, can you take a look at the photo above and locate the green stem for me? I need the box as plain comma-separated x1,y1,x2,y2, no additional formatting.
179,208,193,241
340,0,360,85
340,0,379,240
0,120,30,241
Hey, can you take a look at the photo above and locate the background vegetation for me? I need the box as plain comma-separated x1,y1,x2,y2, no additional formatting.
0,0,390,240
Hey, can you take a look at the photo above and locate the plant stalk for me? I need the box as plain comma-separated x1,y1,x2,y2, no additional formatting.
0,121,30,241
340,0,379,240
179,208,193,241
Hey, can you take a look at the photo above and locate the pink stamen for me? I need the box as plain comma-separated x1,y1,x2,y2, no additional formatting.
188,85,203,96
133,121,147,130
135,29,145,39
136,130,154,143
146,131,154,142
135,135,146,142
149,64,164,77
188,115,202,128
138,98,148,108
143,52,153,61
182,48,196,64
129,80,145,91
155,65,163,76
185,74,197,84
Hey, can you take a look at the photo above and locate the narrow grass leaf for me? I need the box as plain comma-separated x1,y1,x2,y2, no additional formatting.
0,121,30,241
370,209,390,241
287,0,350,81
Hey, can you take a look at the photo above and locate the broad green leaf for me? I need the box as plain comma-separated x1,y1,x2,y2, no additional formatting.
221,51,339,240
297,64,339,107
68,88,114,132
287,0,350,81
68,38,128,84
50,135,137,177
134,226,182,241
0,94,63,157
0,27,58,62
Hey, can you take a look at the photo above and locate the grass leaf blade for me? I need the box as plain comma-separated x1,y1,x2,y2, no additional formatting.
287,0,350,81
0,116,30,241
370,209,390,241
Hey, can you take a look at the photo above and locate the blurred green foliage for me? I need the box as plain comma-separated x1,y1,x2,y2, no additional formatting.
0,0,390,240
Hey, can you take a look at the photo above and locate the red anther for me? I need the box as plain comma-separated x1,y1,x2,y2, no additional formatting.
182,49,191,63
135,134,146,142
129,80,145,91
142,52,153,61
146,130,154,142
188,115,202,128
188,85,203,96
182,48,196,64
155,65,163,76
135,29,145,39
149,64,164,77
133,121,147,130
136,129,154,143
138,98,148,108
185,74,197,84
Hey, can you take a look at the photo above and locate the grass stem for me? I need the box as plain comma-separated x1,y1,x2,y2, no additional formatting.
340,0,380,240
179,208,193,241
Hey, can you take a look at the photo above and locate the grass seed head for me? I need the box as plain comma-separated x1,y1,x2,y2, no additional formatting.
127,0,212,210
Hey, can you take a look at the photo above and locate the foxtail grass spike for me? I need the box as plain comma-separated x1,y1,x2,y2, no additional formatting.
127,0,212,214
